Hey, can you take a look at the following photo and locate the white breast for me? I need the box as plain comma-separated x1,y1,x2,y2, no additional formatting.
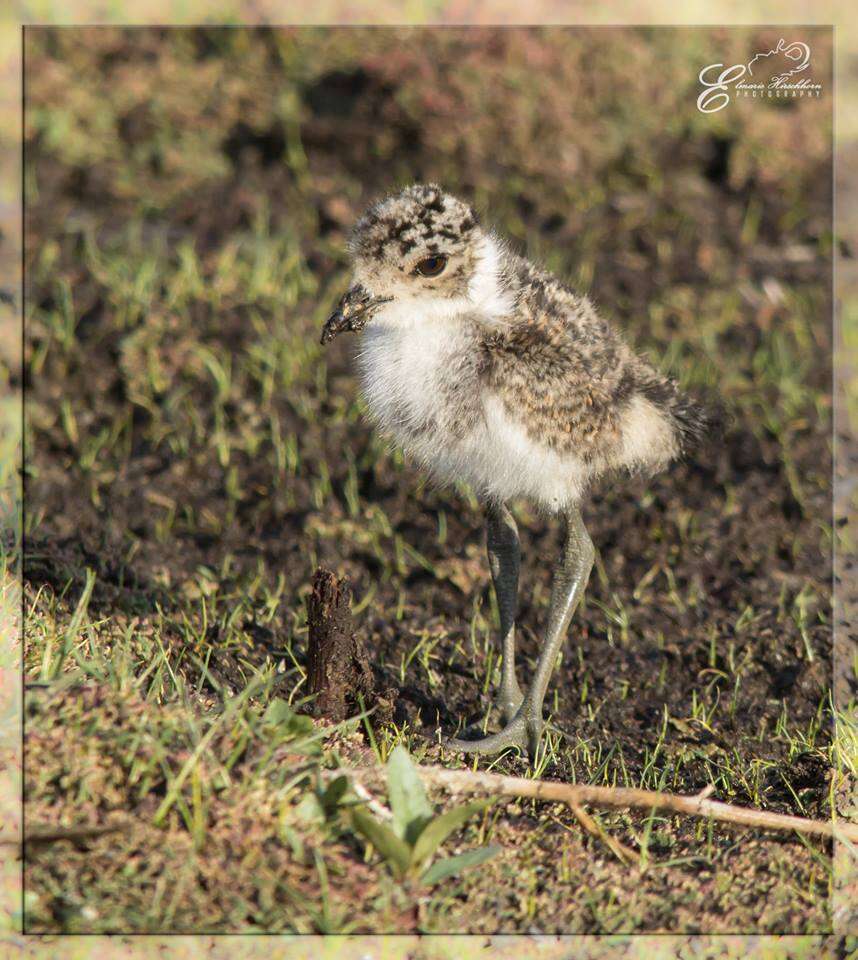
356,303,468,445
356,303,590,512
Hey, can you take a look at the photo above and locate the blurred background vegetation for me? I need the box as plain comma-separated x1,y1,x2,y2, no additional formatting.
17,25,840,936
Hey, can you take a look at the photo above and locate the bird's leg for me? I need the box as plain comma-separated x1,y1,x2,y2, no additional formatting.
518,507,594,754
446,507,594,759
486,502,524,723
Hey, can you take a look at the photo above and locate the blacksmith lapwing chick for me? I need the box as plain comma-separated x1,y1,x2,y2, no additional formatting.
322,183,716,758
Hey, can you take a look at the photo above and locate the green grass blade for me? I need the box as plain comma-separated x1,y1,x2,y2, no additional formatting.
410,798,495,872
421,844,502,886
350,808,411,878
153,675,268,826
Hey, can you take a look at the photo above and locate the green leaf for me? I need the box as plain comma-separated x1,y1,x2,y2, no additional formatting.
278,823,306,863
387,746,433,844
263,698,294,725
410,799,496,871
421,844,502,885
350,808,412,878
294,793,325,826
262,698,315,739
320,775,349,814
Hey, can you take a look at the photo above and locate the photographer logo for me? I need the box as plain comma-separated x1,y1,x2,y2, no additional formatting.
698,38,823,114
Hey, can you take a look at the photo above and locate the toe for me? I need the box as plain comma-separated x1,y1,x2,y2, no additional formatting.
444,718,530,756
444,734,526,756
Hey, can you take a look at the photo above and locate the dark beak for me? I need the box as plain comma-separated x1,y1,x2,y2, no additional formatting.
320,283,393,345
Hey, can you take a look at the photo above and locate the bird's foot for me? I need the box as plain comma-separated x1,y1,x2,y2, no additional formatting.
444,705,543,759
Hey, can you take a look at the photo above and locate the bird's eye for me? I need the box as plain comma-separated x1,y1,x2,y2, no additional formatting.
414,255,448,278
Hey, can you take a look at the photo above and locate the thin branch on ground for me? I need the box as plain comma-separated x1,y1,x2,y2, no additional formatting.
349,777,394,821
335,761,858,842
560,802,641,866
415,764,858,841
1,822,129,848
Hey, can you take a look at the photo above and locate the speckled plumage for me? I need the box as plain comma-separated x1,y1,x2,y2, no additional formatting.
322,183,714,757
327,183,711,513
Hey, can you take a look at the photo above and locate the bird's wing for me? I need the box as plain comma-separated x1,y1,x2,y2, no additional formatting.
481,284,634,458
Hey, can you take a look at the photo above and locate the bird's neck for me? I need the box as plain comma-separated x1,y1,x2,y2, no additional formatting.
467,233,516,327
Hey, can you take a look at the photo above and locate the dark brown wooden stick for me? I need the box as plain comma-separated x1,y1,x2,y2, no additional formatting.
1,822,129,848
305,568,372,722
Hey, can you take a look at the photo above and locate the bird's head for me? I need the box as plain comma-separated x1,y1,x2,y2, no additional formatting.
321,183,490,344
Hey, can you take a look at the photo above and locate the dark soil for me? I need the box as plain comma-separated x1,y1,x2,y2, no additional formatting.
22,26,835,933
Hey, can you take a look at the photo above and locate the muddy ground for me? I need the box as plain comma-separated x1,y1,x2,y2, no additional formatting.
21,27,836,933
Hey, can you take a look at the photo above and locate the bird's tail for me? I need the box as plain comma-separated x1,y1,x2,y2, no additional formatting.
636,369,727,458
666,390,727,457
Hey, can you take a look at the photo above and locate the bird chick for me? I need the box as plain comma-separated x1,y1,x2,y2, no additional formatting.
323,182,715,758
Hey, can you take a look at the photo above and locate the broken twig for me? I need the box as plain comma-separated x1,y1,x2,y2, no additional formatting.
563,801,641,865
1,822,128,849
411,764,858,841
333,760,858,843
